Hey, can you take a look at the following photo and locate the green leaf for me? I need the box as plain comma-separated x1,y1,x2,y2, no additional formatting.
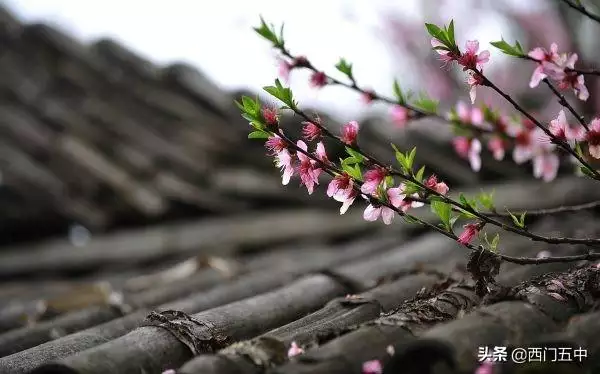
506,209,526,228
391,144,409,172
446,20,455,46
431,200,452,230
477,189,496,211
490,38,525,57
263,79,297,110
254,17,280,46
335,58,354,79
449,215,460,231
345,147,364,163
484,232,500,252
425,23,446,43
414,166,426,182
392,79,406,105
406,147,417,171
412,93,439,114
402,181,421,195
248,130,269,139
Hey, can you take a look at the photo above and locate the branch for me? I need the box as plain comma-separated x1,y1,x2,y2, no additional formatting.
407,196,600,217
475,71,600,180
270,118,600,266
560,0,600,24
542,78,589,131
280,101,600,247
277,46,496,136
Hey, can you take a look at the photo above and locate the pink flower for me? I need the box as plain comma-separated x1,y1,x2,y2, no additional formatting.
266,136,295,185
328,173,359,214
288,341,304,358
275,150,294,186
549,110,585,145
362,359,383,374
399,193,425,212
265,135,287,155
457,223,480,245
315,142,329,164
468,138,482,172
586,118,600,159
296,140,321,194
487,136,506,161
261,107,279,129
431,38,458,65
424,175,449,195
341,121,359,145
363,187,405,225
533,152,559,182
390,105,410,128
278,60,293,82
528,43,561,88
309,71,327,88
456,101,484,126
467,71,485,104
362,90,376,104
327,173,354,199
360,167,387,194
452,137,482,171
512,130,534,164
458,40,490,71
474,359,494,374
556,54,589,101
302,120,322,141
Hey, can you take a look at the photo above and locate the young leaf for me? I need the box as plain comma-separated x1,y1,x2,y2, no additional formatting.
506,209,526,228
415,165,426,182
391,144,409,172
431,200,452,230
412,93,439,114
406,147,417,171
248,130,269,139
483,232,500,252
345,147,364,163
446,20,455,46
254,17,280,46
424,23,446,44
393,79,406,105
477,189,496,211
490,38,525,57
335,58,354,79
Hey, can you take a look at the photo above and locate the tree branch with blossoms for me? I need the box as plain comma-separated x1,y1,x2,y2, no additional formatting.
241,16,600,288
238,92,600,267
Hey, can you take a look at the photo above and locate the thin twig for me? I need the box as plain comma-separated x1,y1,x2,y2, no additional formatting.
542,79,589,130
278,47,498,136
523,55,600,76
270,123,600,265
408,196,600,217
286,102,600,246
560,0,600,24
475,71,600,180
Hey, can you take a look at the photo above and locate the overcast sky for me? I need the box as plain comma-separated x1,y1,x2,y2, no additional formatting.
4,0,545,121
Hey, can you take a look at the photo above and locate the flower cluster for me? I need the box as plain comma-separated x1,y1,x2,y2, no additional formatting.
448,99,600,182
432,38,490,103
246,16,600,269
528,43,589,101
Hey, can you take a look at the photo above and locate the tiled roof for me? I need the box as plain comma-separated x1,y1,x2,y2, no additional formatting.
0,5,599,374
